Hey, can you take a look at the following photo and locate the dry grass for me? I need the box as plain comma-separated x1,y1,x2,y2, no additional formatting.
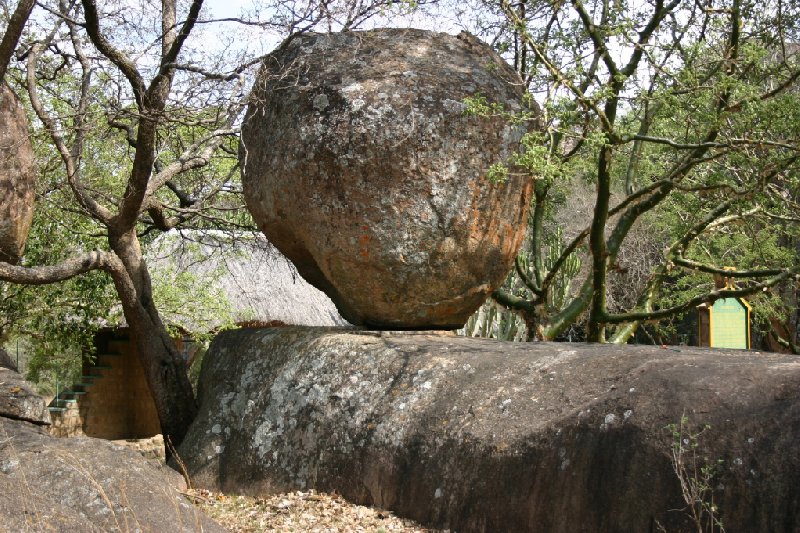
186,488,445,533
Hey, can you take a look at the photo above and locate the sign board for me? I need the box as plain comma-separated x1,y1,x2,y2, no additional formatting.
702,297,751,349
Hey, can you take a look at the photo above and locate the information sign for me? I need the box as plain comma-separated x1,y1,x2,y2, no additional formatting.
709,298,751,349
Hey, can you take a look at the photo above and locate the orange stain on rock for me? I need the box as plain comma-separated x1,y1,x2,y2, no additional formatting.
359,232,371,258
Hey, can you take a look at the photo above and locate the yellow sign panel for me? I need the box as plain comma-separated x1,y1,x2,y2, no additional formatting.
710,298,750,349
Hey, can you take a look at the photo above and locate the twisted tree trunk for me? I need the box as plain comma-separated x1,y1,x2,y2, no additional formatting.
107,228,197,452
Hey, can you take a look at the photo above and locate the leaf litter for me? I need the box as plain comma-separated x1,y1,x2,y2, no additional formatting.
187,488,447,533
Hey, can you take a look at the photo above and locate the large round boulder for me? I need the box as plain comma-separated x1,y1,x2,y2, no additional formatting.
0,84,35,265
241,29,536,328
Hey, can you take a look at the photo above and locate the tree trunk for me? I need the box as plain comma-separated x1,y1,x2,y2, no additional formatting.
126,318,197,452
0,0,36,83
522,307,548,342
107,228,196,453
586,139,615,342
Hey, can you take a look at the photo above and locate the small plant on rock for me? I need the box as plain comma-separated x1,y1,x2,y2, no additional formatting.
665,415,725,533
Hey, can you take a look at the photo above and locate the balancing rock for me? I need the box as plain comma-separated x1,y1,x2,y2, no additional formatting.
0,84,35,265
241,29,536,328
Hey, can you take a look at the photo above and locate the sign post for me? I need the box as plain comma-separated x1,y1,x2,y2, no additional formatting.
698,268,752,350
706,297,751,349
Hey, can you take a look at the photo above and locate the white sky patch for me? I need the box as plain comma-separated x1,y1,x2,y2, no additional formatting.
198,0,466,58
191,0,279,60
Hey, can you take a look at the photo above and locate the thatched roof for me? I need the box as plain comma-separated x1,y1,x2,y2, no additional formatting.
146,230,348,330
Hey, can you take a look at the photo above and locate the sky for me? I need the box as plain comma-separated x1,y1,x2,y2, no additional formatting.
197,0,466,58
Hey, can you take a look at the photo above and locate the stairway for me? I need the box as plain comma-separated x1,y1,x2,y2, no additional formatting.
47,338,125,437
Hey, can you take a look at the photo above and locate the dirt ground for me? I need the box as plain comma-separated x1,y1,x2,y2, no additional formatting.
115,437,442,532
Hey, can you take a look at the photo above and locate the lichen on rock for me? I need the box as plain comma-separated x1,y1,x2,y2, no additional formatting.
180,327,800,532
241,29,537,329
0,84,35,265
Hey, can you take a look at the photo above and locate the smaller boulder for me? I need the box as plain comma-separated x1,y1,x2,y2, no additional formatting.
0,417,225,532
0,83,36,265
0,364,49,425
0,363,224,532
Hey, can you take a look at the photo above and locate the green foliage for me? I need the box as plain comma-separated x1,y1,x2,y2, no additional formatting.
512,133,562,183
463,94,508,117
147,233,238,341
486,162,510,184
0,117,117,389
460,0,800,344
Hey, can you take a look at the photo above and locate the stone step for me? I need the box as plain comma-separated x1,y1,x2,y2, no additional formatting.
50,398,77,408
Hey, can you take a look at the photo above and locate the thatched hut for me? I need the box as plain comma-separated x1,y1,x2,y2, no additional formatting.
146,229,348,330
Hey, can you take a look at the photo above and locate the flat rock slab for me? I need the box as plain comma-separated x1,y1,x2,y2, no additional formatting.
180,327,800,532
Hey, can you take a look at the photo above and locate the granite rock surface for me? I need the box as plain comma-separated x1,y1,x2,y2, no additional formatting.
180,327,800,532
241,29,536,328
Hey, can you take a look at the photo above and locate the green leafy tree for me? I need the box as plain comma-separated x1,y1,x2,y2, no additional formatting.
458,0,800,343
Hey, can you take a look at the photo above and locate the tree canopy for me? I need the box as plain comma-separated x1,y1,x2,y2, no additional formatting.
455,0,800,345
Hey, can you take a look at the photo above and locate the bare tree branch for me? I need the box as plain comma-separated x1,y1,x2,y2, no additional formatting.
603,270,797,324
0,251,116,284
628,134,799,151
81,0,146,106
569,0,618,78
25,17,113,224
0,0,35,83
